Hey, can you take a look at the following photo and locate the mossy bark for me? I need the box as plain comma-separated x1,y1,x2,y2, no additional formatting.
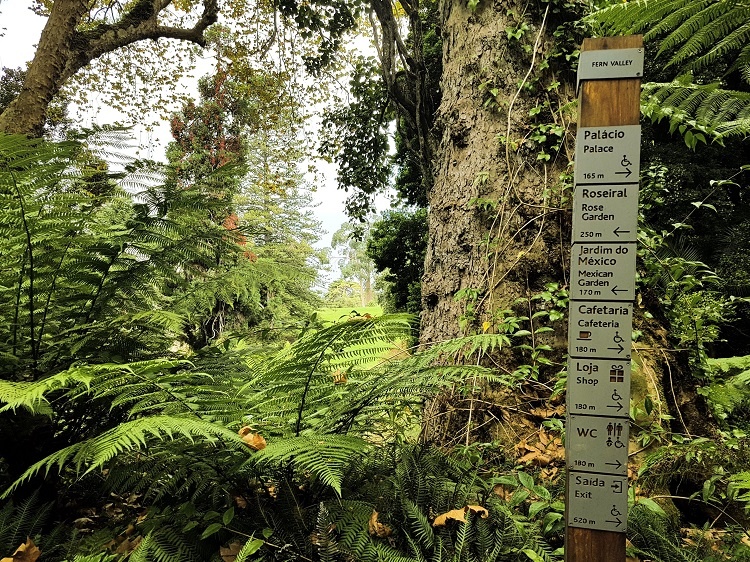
421,1,568,344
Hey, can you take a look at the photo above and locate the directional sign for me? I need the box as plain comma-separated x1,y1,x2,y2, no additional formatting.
568,472,628,533
569,243,636,301
569,302,632,360
577,47,644,83
572,184,639,243
574,125,641,185
567,415,629,475
568,358,631,417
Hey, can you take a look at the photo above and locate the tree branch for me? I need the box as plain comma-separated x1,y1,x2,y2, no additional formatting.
64,0,219,82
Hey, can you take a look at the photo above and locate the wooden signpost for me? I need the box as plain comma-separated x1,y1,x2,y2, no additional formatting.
565,35,643,562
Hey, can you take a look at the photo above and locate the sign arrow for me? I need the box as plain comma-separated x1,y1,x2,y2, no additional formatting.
607,402,624,412
615,168,632,178
608,343,625,354
605,459,623,470
613,226,631,237
611,286,627,296
605,517,623,527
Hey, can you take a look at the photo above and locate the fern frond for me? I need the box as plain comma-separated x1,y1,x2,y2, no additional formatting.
642,79,750,141
0,490,52,552
129,527,202,562
250,435,371,495
627,504,700,562
0,369,92,414
402,498,435,550
588,0,750,76
66,555,118,562
4,415,246,498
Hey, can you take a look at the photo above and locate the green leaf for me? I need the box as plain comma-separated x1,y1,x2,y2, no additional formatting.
518,471,534,489
522,549,546,562
528,501,547,518
236,538,264,561
509,489,530,508
636,497,667,517
200,522,223,539
222,506,235,526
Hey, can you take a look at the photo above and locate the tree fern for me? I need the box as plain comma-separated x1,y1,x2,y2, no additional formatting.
3,415,247,497
251,435,371,495
589,0,750,75
642,77,750,141
588,0,750,144
0,132,243,377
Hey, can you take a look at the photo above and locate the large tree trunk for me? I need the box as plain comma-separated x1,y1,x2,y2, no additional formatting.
0,0,88,136
422,1,567,343
416,0,572,446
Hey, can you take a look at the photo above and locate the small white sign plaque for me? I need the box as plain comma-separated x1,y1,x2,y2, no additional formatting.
568,358,631,417
577,47,644,83
567,415,629,475
568,472,628,533
574,126,641,185
568,301,632,360
572,184,639,243
569,243,636,301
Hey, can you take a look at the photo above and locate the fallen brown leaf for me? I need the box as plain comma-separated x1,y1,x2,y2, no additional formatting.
115,536,142,554
368,510,393,538
220,541,243,562
538,430,550,446
1,538,41,562
331,369,347,385
433,505,488,527
518,451,553,466
238,426,267,450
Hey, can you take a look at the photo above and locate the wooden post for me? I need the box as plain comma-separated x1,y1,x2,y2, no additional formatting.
565,35,643,562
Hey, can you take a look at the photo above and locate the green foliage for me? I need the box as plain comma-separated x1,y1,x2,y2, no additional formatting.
590,0,750,148
330,221,377,306
0,131,235,377
367,209,427,314
589,0,750,77
0,490,53,554
637,164,738,371
627,503,701,562
319,58,392,222
318,446,562,562
324,280,366,308
700,356,750,428
0,311,578,561
642,78,750,145
166,68,323,347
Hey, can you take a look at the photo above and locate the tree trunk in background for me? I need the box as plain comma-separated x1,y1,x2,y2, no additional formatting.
421,1,568,343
